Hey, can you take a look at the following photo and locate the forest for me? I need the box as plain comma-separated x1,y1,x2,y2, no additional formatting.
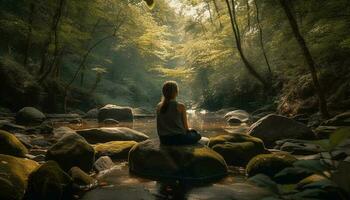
0,0,349,200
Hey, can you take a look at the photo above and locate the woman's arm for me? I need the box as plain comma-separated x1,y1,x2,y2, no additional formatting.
178,103,189,131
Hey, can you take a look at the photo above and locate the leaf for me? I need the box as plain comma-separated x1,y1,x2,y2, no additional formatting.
329,127,350,149
331,161,350,196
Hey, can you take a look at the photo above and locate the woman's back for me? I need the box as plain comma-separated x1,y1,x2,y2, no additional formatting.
156,100,186,137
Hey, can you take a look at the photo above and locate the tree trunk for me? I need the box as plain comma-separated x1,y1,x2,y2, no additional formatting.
212,0,223,29
39,0,65,81
224,0,268,88
23,3,35,68
246,0,250,31
279,0,329,118
253,0,272,74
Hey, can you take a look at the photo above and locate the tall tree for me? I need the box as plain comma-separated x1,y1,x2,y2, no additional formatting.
253,0,272,74
224,0,268,88
279,0,329,118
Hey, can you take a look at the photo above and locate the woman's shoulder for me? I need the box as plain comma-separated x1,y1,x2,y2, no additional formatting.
176,102,186,112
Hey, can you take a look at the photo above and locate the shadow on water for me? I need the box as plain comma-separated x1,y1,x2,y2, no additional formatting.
70,110,251,199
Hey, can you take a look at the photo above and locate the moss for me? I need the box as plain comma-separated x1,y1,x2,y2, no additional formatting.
209,134,268,166
246,153,297,178
93,141,137,160
0,130,28,157
209,133,266,148
128,140,228,182
25,161,72,200
46,133,95,172
0,154,39,200
68,166,96,187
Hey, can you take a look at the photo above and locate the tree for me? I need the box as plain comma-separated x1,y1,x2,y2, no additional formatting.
224,0,268,88
279,0,329,118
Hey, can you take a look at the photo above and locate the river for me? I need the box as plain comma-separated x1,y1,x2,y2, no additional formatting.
70,110,261,200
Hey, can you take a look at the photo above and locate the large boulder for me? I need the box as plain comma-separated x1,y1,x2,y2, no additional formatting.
98,104,133,122
77,127,148,144
224,110,250,123
93,141,137,160
15,107,45,125
246,153,297,177
0,154,39,200
128,139,227,182
46,133,95,172
0,130,28,157
25,161,72,200
248,114,315,147
209,133,268,166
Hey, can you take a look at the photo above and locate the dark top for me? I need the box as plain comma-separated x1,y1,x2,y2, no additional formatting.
156,100,186,137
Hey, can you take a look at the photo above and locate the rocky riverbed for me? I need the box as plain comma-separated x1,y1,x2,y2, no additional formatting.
0,105,350,200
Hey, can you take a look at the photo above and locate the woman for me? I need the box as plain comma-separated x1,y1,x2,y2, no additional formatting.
156,81,201,145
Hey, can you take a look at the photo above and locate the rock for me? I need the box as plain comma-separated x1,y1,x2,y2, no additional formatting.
98,104,133,122
25,161,72,200
53,126,76,139
102,118,119,125
15,107,45,125
227,117,242,125
246,153,297,177
0,154,39,200
248,114,315,147
209,133,268,166
274,139,325,155
25,120,53,134
69,166,96,187
46,133,95,172
314,126,339,139
224,110,250,123
294,174,345,200
85,108,99,118
273,167,313,184
128,139,227,182
31,137,52,147
77,127,149,144
0,120,26,132
322,111,350,126
93,141,137,160
94,156,115,172
0,130,28,157
14,133,33,148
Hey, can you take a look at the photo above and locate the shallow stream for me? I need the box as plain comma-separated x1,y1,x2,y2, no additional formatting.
64,111,257,200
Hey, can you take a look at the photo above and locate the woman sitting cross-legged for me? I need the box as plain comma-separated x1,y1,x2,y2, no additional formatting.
156,81,202,145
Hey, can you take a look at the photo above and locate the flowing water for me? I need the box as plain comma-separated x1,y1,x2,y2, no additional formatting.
75,111,260,200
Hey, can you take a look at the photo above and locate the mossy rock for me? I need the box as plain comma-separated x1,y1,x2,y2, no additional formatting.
98,104,133,122
0,130,28,157
69,167,96,187
93,141,137,160
0,154,39,200
25,161,72,200
209,134,268,166
246,153,297,178
274,167,313,184
46,133,95,172
15,107,45,125
77,127,148,144
129,139,228,182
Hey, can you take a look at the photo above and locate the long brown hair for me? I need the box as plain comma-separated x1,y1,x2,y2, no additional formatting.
160,81,178,113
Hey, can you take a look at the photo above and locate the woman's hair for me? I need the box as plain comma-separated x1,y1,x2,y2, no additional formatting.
160,81,178,113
